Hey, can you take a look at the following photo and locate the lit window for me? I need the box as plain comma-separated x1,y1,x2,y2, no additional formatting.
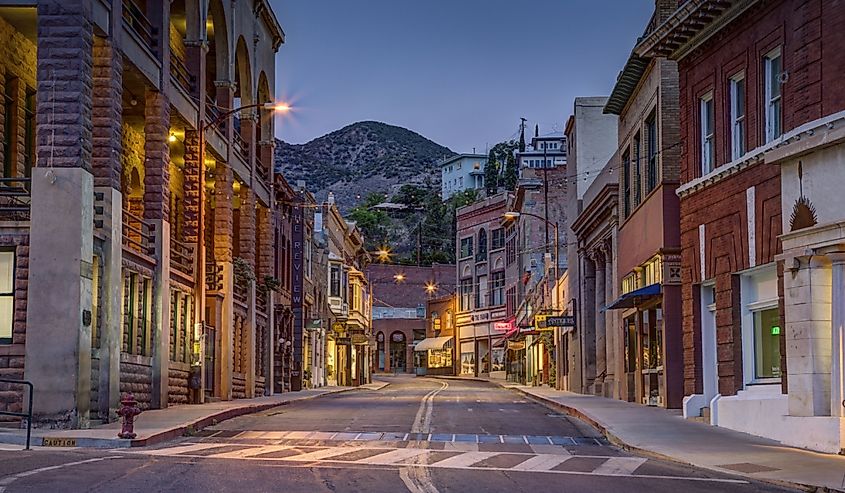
730,73,746,160
700,92,715,175
0,251,13,344
754,308,781,379
763,48,782,143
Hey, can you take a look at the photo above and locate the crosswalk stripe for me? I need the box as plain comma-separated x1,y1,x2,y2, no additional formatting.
356,448,430,465
429,451,499,468
145,443,229,456
510,454,572,471
591,457,647,475
283,447,367,462
207,445,290,459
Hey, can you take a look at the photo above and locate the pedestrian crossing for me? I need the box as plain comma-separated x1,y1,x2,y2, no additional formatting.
126,440,750,482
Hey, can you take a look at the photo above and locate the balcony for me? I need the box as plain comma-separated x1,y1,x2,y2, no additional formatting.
122,0,158,57
205,261,222,292
170,236,194,279
0,177,31,221
233,282,248,307
170,52,195,96
233,131,250,163
205,94,221,127
122,208,155,258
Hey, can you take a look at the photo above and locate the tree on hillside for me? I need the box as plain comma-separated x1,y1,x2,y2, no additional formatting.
346,192,393,252
485,140,519,195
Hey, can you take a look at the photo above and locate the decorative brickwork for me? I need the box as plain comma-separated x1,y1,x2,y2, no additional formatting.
182,130,201,243
238,187,256,268
120,355,153,411
143,89,171,220
213,162,233,262
167,362,190,405
91,36,123,190
36,0,93,171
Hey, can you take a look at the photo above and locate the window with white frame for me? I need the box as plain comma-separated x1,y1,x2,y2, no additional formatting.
700,92,715,175
763,48,782,143
741,266,781,383
0,251,13,344
729,73,746,160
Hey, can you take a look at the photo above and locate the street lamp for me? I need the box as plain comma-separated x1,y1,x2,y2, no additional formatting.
194,100,292,396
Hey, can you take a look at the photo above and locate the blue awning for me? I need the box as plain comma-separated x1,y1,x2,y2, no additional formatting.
605,283,662,310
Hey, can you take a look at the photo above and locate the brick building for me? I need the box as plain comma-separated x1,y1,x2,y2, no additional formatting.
600,1,683,408
367,263,454,374
639,0,845,452
421,294,457,376
0,0,290,427
456,193,509,378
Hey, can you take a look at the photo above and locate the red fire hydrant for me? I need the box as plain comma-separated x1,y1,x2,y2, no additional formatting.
117,392,141,439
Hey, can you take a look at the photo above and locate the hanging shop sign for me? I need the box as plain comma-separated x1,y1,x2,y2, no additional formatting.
507,341,525,351
545,315,576,328
351,334,368,345
493,321,514,332
332,322,346,334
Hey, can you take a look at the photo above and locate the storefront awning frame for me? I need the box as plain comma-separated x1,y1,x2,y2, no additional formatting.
413,336,453,352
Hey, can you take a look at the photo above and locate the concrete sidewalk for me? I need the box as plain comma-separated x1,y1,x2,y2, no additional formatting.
0,381,389,449
503,383,845,492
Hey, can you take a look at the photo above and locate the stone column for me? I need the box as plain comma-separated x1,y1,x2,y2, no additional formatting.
92,34,124,422
603,241,617,399
593,250,607,394
143,89,172,409
580,253,597,392
25,0,94,427
214,81,234,142
214,162,234,399
239,188,256,397
830,253,845,417
240,113,257,178
256,205,274,394
258,140,274,184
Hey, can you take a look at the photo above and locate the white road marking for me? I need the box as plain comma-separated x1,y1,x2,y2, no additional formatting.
0,456,122,493
284,447,367,462
145,443,229,456
358,448,430,465
592,457,648,475
529,444,571,455
510,454,572,471
208,445,290,459
428,451,497,468
401,380,448,493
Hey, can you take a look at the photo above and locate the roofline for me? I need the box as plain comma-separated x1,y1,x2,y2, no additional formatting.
604,52,651,115
256,0,285,51
570,184,619,235
438,153,486,167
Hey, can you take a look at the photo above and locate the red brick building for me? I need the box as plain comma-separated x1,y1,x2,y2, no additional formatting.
639,0,845,451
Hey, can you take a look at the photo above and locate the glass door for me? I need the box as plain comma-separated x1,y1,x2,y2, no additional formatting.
640,307,664,406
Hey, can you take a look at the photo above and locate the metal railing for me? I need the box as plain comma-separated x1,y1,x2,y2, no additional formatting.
122,0,158,56
205,94,222,128
256,160,269,183
122,208,156,256
0,378,33,450
233,282,248,305
0,177,31,220
233,131,250,163
170,52,195,95
170,237,194,277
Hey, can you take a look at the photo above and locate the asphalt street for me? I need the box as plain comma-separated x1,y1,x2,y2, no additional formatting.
0,376,796,493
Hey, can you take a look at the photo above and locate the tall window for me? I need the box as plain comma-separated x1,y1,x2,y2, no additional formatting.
700,93,715,175
329,264,341,297
460,237,473,259
622,149,631,217
459,278,473,312
0,251,13,344
730,74,746,160
763,48,782,143
491,228,505,250
645,111,657,193
754,308,781,379
633,133,641,207
23,89,34,178
3,78,14,178
490,271,505,306
476,229,488,261
476,275,487,308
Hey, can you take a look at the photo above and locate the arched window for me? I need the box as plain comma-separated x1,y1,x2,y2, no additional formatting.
477,229,488,261
377,332,385,371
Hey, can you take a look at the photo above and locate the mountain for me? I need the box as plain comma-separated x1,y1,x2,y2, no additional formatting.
274,121,455,210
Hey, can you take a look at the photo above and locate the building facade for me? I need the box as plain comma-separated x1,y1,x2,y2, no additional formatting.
439,153,486,200
639,0,845,452
420,294,457,376
0,0,288,426
456,193,509,378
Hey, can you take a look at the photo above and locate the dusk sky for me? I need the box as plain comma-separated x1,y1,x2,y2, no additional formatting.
269,1,654,152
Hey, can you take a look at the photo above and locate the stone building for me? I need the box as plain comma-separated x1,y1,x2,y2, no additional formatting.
563,98,618,394
0,0,286,427
600,1,683,408
456,192,509,378
639,0,845,452
420,294,457,376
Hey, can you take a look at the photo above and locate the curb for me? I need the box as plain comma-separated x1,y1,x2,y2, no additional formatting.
502,385,823,493
0,385,380,450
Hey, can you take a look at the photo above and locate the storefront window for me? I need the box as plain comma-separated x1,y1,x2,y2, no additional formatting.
754,308,781,379
0,251,13,344
624,316,636,373
377,332,385,370
491,348,505,372
460,342,474,375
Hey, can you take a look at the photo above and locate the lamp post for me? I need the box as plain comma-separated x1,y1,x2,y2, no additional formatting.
195,101,290,401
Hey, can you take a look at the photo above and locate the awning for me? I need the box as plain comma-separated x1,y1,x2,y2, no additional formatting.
414,336,452,352
605,283,662,310
305,320,323,330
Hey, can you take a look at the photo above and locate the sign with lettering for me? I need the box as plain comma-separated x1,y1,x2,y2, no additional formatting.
291,200,305,391
351,334,368,345
493,321,513,332
42,438,77,447
545,315,576,328
332,322,346,334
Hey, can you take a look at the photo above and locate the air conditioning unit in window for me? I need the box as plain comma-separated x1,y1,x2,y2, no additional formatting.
342,303,349,316
530,258,538,269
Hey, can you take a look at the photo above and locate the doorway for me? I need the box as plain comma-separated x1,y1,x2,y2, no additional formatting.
389,331,406,373
700,283,718,404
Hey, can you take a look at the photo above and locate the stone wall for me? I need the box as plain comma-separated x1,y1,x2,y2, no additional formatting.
120,353,153,410
168,362,190,405
0,13,37,179
232,372,246,400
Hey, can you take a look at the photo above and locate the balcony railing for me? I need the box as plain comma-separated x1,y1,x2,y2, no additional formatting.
206,261,222,292
122,0,158,56
0,177,31,221
233,131,250,163
205,94,221,128
170,52,195,96
256,160,270,184
123,208,155,256
256,288,268,312
233,282,248,306
170,236,194,277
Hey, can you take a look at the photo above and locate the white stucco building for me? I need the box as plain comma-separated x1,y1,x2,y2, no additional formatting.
517,132,567,175
439,154,486,200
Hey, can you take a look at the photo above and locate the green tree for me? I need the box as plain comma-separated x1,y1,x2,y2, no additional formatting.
347,192,392,252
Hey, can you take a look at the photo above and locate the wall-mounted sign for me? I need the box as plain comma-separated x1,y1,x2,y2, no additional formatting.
332,322,346,334
493,321,514,332
471,312,490,322
507,341,525,351
545,316,576,328
351,334,368,345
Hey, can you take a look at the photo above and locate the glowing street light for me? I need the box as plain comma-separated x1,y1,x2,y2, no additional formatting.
393,273,406,283
264,102,292,113
425,282,437,295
